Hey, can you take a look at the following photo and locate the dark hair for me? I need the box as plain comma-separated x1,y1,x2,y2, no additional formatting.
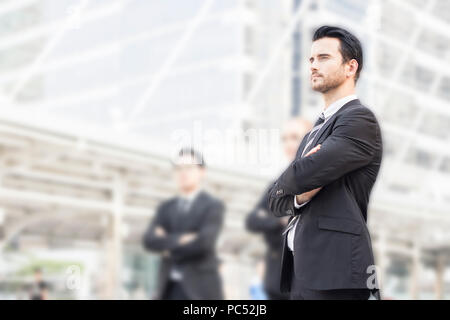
312,25,363,82
174,147,205,167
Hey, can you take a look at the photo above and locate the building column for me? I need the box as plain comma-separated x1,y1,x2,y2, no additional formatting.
375,229,388,294
435,254,445,300
103,173,125,299
410,241,421,300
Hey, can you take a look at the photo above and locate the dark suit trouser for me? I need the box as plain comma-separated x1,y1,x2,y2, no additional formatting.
288,252,370,300
267,291,289,300
161,280,189,300
290,282,370,300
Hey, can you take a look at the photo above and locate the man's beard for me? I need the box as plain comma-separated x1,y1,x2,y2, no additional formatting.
311,71,346,93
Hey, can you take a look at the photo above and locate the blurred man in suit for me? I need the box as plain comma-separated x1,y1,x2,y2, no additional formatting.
143,148,225,300
246,118,311,300
267,26,383,300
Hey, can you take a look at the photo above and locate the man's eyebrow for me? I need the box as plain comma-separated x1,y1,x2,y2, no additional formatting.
310,53,331,62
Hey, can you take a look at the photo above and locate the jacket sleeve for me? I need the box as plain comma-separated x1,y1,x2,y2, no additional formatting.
268,107,379,216
170,200,225,262
267,185,302,217
142,203,180,252
246,189,283,231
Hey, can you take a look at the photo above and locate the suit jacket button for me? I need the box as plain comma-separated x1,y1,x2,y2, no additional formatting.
276,189,284,196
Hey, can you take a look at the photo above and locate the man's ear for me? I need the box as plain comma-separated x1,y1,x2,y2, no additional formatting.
347,59,358,79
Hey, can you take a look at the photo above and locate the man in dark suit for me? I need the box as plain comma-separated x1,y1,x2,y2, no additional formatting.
143,148,225,300
267,26,383,300
246,118,311,300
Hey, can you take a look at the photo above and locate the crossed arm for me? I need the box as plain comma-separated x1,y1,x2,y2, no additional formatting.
294,145,323,205
143,201,225,262
268,107,378,217
246,185,291,231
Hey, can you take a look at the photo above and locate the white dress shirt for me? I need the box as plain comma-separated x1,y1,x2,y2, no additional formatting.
287,94,358,252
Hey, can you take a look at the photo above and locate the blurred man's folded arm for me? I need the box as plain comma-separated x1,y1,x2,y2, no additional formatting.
142,206,180,252
171,201,225,262
246,191,283,232
246,208,283,232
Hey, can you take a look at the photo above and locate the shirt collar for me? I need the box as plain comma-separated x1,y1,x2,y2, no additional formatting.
322,94,358,120
179,188,201,202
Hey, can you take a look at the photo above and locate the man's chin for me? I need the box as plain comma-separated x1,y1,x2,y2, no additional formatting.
311,84,326,93
311,79,322,90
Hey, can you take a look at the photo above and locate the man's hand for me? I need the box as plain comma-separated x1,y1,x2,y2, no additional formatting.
178,233,197,245
295,144,323,204
296,188,322,204
155,226,166,237
280,216,290,226
257,209,266,217
304,144,321,157
162,250,170,257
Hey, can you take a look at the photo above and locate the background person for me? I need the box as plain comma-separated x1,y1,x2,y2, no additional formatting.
246,117,311,300
143,148,225,300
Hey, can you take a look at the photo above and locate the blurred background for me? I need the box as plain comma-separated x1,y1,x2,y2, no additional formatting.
0,0,449,299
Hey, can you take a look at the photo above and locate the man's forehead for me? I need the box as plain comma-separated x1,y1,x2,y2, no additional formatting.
174,154,198,166
310,37,340,55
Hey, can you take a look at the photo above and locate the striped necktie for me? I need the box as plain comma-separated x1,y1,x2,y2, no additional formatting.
178,198,190,214
282,113,327,237
301,113,326,158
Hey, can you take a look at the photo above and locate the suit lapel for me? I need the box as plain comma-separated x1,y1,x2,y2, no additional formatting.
308,99,360,149
174,191,207,232
295,133,311,159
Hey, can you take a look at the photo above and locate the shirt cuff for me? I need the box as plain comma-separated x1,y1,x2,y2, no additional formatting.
294,196,309,209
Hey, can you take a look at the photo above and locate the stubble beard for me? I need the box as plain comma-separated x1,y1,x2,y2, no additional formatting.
312,70,346,94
